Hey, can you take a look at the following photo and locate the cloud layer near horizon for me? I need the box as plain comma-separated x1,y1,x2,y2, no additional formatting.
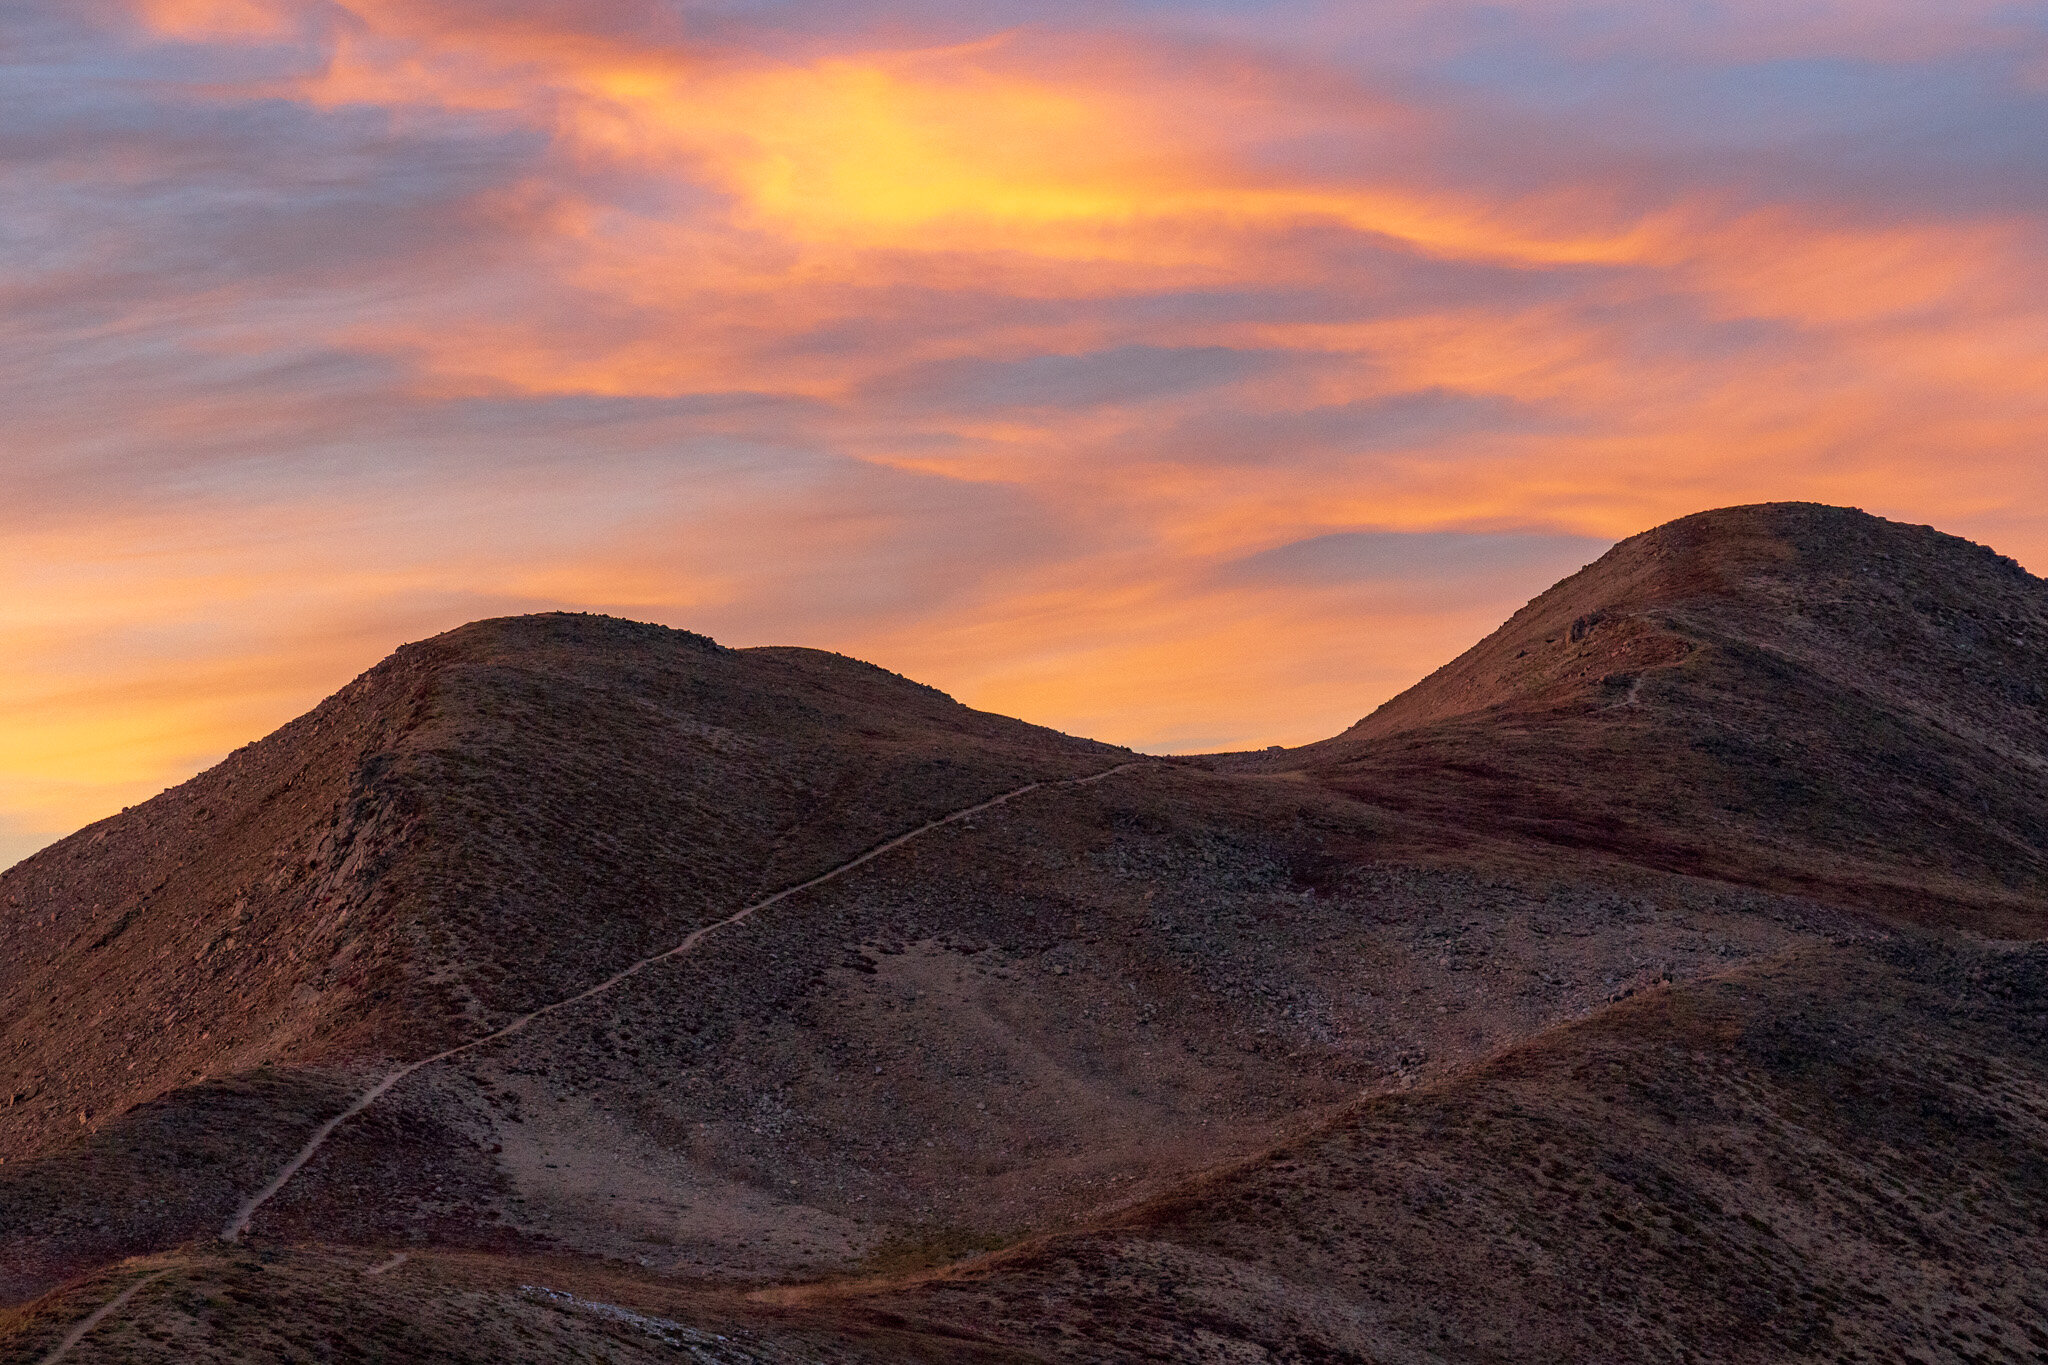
6,0,2048,865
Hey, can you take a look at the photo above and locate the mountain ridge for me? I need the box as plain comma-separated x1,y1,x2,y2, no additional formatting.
4,502,2046,1363
1234,502,2048,930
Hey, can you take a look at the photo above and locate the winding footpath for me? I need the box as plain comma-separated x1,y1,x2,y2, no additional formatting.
221,760,1143,1242
32,761,1141,1362
33,1271,169,1365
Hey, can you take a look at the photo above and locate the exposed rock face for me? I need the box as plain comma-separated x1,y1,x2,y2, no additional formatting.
3,505,2045,1362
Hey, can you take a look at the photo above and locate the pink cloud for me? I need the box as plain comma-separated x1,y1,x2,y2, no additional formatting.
3,0,2046,855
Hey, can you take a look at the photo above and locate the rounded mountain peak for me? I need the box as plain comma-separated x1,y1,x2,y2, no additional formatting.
1334,501,2043,744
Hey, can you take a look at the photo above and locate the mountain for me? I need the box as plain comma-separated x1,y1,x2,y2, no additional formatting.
2,503,2045,1364
859,936,2048,1362
0,616,1124,1294
1264,502,2048,927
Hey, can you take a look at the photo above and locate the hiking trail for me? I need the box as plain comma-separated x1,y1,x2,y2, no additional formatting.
219,761,1142,1242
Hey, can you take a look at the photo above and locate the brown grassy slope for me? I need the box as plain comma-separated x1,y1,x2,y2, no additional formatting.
0,1073,352,1308
0,614,1118,1296
0,614,1117,1154
7,503,2048,1358
1264,503,2048,928
238,762,1845,1281
11,933,2042,1364
0,1246,1039,1365
875,933,2048,1363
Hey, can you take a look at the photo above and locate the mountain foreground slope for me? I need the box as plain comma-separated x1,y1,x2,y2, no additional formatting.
3,502,2045,1363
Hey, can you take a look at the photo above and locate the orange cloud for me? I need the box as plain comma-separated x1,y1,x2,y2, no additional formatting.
136,0,292,39
159,3,1665,270
6,0,2045,866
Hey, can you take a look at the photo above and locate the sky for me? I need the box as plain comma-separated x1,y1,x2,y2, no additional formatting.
5,0,2048,868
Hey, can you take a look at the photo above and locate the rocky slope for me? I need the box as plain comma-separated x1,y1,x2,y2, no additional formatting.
0,615,1122,1297
1257,503,2048,929
3,503,2046,1363
868,934,2048,1362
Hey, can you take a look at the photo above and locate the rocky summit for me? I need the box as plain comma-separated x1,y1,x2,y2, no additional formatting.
4,503,2046,1363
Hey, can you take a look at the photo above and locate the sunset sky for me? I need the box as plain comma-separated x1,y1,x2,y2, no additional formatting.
6,0,2048,868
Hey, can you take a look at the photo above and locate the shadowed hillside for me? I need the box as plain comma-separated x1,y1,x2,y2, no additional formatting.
863,935,2048,1362
4,505,2047,1363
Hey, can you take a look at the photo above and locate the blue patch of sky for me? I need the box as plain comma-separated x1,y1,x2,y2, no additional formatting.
1417,37,2048,175
1161,388,1553,467
771,254,1577,365
1224,529,1612,586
